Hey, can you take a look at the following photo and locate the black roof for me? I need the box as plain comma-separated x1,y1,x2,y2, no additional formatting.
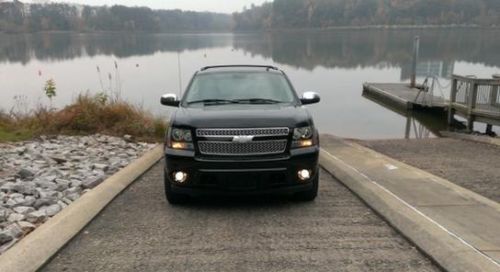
199,65,280,73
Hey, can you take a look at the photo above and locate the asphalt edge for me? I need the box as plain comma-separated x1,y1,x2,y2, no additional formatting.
319,146,500,272
0,145,164,272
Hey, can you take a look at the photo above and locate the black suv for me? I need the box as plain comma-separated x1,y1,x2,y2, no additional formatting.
160,65,320,204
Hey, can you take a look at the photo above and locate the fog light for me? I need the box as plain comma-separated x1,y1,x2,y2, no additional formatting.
298,169,311,181
173,171,188,183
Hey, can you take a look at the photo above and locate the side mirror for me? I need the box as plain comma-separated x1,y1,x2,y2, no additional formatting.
161,93,180,107
300,92,320,105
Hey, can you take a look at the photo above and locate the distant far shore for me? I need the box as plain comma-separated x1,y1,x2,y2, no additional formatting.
1,24,499,35
0,30,234,35
259,24,500,32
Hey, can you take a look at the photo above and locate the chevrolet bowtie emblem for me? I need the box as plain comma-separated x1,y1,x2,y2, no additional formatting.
232,135,254,143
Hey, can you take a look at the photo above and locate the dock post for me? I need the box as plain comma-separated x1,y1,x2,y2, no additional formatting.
486,74,500,134
466,83,478,132
447,77,458,128
410,36,420,88
491,74,500,106
405,116,411,139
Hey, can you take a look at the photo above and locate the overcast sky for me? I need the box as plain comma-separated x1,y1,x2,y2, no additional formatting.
27,0,270,14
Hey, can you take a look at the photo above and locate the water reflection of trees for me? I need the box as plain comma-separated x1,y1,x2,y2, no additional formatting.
2,29,500,69
0,33,232,64
233,29,500,70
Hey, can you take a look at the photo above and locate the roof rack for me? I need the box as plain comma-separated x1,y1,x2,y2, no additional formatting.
200,65,279,71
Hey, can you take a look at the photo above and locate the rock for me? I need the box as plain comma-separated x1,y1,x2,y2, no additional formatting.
13,206,35,215
61,197,73,205
7,213,25,222
14,146,27,155
0,194,7,203
12,182,37,195
34,197,57,209
70,155,86,162
41,175,57,182
18,221,36,233
5,223,23,238
82,175,104,189
19,196,36,207
93,163,109,171
67,193,80,202
0,209,10,222
54,179,71,191
5,196,25,208
26,211,47,224
50,156,68,164
39,204,61,217
9,193,24,199
123,134,134,142
57,200,68,209
0,182,15,192
0,230,13,245
17,168,35,179
37,189,58,199
35,180,58,191
70,179,82,188
63,186,82,196
4,198,17,208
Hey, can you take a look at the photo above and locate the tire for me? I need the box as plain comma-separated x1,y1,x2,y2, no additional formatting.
164,174,189,205
294,173,319,201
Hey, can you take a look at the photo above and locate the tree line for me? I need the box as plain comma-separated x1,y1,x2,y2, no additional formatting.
0,1,232,33
1,0,500,33
234,0,500,30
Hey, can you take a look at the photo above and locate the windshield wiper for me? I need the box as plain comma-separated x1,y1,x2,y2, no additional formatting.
187,99,240,105
234,98,286,104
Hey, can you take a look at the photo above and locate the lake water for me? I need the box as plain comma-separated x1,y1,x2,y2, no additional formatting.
1,29,499,139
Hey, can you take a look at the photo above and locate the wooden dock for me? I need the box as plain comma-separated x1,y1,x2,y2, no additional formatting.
363,76,500,133
362,83,448,110
448,75,500,132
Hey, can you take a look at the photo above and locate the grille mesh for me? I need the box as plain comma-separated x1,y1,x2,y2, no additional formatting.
198,140,287,156
196,128,289,137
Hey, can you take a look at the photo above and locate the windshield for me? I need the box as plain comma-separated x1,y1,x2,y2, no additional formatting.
183,71,296,106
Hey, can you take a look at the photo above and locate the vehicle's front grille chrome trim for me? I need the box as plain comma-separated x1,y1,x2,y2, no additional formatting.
198,140,287,156
196,127,289,138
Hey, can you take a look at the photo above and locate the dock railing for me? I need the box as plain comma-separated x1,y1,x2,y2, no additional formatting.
448,75,500,131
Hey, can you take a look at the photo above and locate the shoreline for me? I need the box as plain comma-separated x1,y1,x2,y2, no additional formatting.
1,25,499,35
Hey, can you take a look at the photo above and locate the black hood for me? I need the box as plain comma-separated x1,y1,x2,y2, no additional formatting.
171,104,313,128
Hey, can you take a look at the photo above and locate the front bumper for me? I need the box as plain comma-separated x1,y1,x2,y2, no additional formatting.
164,146,319,196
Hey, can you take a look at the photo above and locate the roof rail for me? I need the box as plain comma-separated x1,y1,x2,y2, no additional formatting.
200,65,279,71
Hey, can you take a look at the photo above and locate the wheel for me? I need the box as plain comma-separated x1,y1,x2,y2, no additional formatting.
294,173,319,201
164,173,189,205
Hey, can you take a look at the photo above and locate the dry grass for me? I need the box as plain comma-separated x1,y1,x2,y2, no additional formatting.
0,93,167,142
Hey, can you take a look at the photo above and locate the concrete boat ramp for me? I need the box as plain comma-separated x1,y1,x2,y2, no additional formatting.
320,135,500,272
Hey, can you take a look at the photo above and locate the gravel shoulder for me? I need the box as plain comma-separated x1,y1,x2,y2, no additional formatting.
356,138,500,203
0,135,154,253
42,161,439,272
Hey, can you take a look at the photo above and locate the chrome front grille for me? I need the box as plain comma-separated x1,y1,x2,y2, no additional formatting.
196,127,289,137
198,140,287,156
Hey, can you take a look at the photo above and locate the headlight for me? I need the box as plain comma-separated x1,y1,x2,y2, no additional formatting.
168,128,194,150
171,128,193,142
293,126,313,140
292,126,315,148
